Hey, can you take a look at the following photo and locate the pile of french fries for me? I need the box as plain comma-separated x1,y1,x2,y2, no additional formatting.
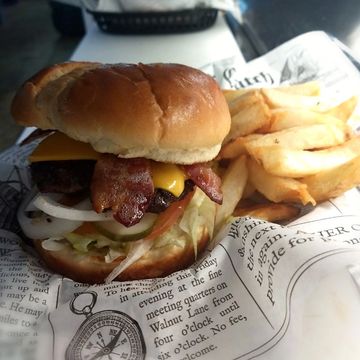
215,82,360,228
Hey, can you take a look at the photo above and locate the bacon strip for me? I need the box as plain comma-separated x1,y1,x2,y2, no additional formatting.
183,164,223,204
91,155,154,227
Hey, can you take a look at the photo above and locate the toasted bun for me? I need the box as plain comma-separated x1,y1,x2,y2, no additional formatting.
33,228,209,284
12,62,231,164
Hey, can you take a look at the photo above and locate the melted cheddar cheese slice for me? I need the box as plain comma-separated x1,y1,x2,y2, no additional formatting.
29,132,185,197
29,132,100,162
151,162,185,197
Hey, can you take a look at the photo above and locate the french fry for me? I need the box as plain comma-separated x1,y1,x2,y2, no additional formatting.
228,90,262,116
262,88,358,117
242,181,256,199
222,88,251,102
268,108,346,132
245,123,347,152
249,137,360,178
275,81,321,96
301,155,360,202
226,91,271,141
323,96,358,122
215,156,248,229
261,88,324,110
233,203,300,222
218,134,261,159
349,113,360,124
220,83,360,212
248,159,315,205
223,81,320,102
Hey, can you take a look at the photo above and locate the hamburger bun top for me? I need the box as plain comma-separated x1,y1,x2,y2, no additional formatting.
12,62,231,164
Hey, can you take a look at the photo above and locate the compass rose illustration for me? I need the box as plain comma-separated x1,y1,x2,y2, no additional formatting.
66,291,146,360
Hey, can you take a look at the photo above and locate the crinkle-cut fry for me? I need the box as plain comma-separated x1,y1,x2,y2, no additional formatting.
245,123,347,152
301,155,360,202
268,108,347,133
218,134,261,159
248,159,315,205
323,95,358,122
226,91,271,141
275,81,321,96
249,137,360,178
233,203,300,222
215,155,248,229
261,88,328,111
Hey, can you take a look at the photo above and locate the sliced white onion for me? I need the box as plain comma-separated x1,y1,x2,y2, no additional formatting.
17,192,82,240
105,238,153,283
25,199,42,212
41,238,67,251
32,193,113,222
104,248,126,264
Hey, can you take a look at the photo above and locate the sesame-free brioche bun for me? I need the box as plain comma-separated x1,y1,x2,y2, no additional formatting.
33,225,209,284
12,62,231,164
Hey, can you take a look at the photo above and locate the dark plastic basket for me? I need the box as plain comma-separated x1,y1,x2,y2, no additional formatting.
89,8,218,34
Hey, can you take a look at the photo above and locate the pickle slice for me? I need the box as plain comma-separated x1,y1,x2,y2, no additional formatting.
95,213,157,242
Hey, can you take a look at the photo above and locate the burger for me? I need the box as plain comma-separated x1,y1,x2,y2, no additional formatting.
12,62,231,284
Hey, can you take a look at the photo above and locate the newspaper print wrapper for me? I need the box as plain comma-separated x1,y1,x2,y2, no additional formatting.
1,31,360,360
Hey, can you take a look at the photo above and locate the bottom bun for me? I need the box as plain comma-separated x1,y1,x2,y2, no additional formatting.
34,228,209,284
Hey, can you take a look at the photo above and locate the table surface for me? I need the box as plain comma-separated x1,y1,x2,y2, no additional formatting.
72,13,244,67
